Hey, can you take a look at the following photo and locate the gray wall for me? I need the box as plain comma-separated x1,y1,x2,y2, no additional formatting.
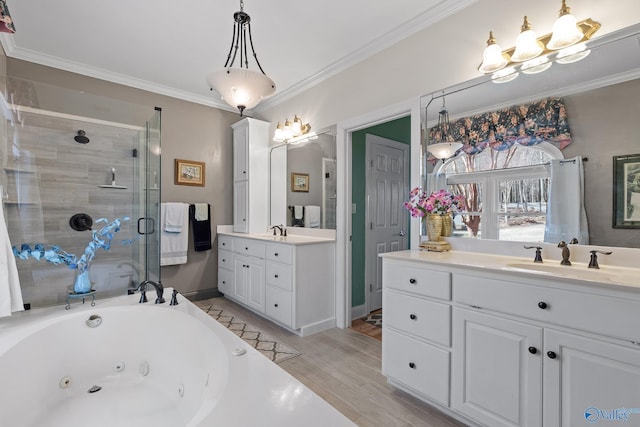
7,58,240,299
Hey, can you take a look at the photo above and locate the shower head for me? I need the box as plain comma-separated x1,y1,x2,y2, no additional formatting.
74,130,90,144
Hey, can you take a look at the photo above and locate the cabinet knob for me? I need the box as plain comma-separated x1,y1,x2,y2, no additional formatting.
222,242,226,246
275,253,279,256
409,362,416,369
222,259,225,262
243,219,246,222
245,247,249,250
547,351,557,359
409,314,417,320
528,346,537,354
222,281,226,284
274,274,279,278
243,171,246,174
538,301,548,310
274,303,279,308
242,264,246,268
409,278,416,284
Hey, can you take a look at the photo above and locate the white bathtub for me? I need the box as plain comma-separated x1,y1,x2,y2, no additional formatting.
0,289,355,427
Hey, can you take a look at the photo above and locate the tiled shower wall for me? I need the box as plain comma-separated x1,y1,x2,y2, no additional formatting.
2,109,142,308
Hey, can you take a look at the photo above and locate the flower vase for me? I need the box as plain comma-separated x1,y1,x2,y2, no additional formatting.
73,269,92,294
441,214,453,237
425,214,443,242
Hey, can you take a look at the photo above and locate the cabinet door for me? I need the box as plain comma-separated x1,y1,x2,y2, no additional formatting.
233,126,248,182
232,256,247,304
452,308,542,427
544,329,640,426
233,181,248,233
246,256,265,313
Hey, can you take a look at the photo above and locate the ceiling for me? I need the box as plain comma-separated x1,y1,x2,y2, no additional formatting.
0,0,475,114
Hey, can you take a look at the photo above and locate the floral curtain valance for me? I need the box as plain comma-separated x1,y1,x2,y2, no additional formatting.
429,97,572,156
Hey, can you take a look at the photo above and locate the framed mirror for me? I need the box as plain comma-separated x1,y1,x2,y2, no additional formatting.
270,128,337,229
422,23,640,248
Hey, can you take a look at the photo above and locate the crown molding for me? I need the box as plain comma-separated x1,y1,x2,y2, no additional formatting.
253,0,478,113
1,35,238,112
0,0,477,114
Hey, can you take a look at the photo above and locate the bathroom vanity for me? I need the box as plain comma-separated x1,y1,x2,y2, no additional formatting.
381,250,640,427
217,230,336,336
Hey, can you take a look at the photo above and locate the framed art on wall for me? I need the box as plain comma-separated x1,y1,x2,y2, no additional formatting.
291,172,309,192
613,153,640,228
175,159,205,186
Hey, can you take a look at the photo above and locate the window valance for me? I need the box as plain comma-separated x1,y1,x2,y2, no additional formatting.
429,97,572,156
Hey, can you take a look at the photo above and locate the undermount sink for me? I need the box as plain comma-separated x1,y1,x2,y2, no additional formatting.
502,262,639,287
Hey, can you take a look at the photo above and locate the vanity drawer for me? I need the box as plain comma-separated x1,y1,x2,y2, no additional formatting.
385,291,451,347
218,235,234,251
236,238,265,259
383,260,451,301
218,249,233,271
266,286,293,328
266,243,293,264
266,261,292,291
454,274,640,342
218,268,233,294
383,328,450,407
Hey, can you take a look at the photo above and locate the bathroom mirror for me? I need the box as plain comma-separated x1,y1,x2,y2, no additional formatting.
270,128,337,229
423,23,640,248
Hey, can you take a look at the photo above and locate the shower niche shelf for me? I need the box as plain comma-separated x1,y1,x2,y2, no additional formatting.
3,167,36,174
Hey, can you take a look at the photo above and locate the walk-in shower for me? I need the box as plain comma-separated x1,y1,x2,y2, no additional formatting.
0,76,161,308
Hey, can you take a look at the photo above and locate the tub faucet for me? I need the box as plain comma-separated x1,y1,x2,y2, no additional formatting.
136,280,165,304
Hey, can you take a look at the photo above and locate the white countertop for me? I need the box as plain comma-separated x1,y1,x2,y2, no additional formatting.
381,250,640,292
217,230,335,246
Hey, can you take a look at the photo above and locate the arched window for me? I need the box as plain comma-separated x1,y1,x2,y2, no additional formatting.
434,142,562,242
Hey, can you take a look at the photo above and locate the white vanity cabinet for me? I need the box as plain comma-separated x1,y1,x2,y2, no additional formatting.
231,117,269,234
381,259,452,407
382,254,640,427
218,233,336,336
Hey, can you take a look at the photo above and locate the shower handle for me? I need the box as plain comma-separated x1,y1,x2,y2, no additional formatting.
137,217,156,235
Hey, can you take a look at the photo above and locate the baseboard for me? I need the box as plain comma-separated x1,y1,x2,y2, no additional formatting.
351,304,367,322
299,317,336,337
181,287,223,302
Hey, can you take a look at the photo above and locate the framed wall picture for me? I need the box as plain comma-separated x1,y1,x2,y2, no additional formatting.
613,153,640,228
175,159,205,186
291,172,309,192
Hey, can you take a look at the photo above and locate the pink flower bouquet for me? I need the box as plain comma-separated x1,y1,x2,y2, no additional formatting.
403,188,465,217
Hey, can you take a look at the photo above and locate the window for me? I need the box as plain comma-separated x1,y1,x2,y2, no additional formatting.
436,143,559,242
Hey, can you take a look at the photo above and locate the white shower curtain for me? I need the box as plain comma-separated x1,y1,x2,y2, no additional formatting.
544,156,589,244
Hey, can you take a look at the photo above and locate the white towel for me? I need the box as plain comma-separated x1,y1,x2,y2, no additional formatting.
544,156,589,244
294,205,303,220
194,203,209,221
164,202,185,233
160,203,189,266
0,199,24,317
304,205,321,228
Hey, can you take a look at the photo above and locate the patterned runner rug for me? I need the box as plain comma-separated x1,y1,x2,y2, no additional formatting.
195,300,301,364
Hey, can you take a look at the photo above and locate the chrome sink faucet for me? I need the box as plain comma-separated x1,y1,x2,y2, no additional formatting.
135,280,165,304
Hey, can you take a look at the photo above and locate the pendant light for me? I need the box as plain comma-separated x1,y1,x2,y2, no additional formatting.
427,97,463,162
206,0,276,115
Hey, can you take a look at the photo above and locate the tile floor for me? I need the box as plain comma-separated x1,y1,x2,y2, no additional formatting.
207,297,467,427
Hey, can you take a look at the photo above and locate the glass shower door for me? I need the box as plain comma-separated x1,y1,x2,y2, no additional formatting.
135,107,161,284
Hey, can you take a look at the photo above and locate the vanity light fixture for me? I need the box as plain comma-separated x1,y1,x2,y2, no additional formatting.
273,115,311,143
426,97,463,162
477,1,600,79
206,0,276,116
